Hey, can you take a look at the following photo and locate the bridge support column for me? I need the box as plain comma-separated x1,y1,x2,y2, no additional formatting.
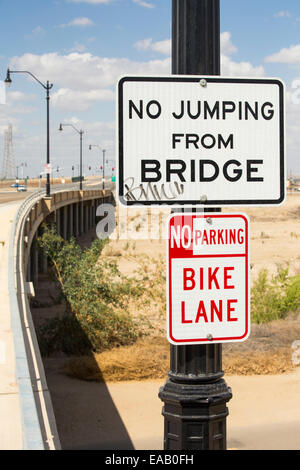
31,234,39,286
56,208,61,236
62,206,68,240
89,204,93,230
84,204,89,232
80,201,84,235
74,202,79,237
68,204,73,239
92,201,96,228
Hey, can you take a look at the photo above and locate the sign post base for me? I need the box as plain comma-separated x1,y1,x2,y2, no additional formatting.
159,344,232,450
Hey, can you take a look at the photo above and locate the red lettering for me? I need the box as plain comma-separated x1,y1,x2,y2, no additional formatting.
237,229,244,244
183,268,195,290
210,229,216,244
202,230,209,244
181,301,192,323
229,229,236,244
224,267,234,289
195,300,208,323
199,267,204,290
194,230,202,244
211,300,222,322
227,299,238,321
208,267,220,289
217,230,224,244
179,299,239,324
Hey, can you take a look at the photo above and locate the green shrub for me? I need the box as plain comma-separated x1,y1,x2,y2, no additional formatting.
37,225,141,355
251,267,300,324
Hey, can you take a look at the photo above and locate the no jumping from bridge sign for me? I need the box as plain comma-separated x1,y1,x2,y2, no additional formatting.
117,75,285,207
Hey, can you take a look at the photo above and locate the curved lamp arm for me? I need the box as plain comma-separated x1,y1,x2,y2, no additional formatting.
5,68,53,90
59,123,83,135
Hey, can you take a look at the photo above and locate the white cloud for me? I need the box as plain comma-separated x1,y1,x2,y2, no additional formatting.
151,39,171,55
3,90,37,114
58,17,94,28
134,32,236,57
6,91,36,102
55,119,116,168
9,52,171,111
32,26,45,35
133,32,263,77
134,38,153,51
274,10,291,18
134,38,170,55
25,25,46,39
68,42,87,53
0,91,38,153
282,81,300,173
221,32,237,56
265,44,300,64
220,33,264,76
133,0,155,9
51,88,115,111
10,52,170,87
7,30,265,116
221,55,264,77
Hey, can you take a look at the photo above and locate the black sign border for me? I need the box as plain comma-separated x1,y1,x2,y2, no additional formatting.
118,76,285,207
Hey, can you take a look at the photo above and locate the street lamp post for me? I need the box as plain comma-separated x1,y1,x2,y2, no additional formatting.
5,68,53,197
16,162,27,180
89,144,106,190
59,123,84,190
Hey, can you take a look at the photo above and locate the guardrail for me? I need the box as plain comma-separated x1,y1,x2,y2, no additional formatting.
8,187,58,449
8,183,112,449
8,183,115,449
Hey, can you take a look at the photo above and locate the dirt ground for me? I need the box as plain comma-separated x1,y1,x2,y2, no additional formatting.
33,192,300,379
31,192,300,450
95,193,300,377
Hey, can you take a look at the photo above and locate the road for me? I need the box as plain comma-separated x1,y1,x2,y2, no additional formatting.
0,179,115,205
0,202,24,449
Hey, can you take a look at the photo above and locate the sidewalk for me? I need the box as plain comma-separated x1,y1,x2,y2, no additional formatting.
0,202,23,449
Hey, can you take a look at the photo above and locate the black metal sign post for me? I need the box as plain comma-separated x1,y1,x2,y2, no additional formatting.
159,0,232,450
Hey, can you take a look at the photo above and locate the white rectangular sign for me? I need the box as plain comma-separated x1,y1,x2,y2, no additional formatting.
167,213,250,345
44,163,52,174
117,75,285,207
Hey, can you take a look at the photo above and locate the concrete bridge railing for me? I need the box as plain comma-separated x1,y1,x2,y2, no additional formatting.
8,186,114,449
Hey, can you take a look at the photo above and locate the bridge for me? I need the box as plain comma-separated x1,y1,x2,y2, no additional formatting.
0,183,114,449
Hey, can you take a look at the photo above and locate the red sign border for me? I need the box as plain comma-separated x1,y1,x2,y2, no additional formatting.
167,213,250,345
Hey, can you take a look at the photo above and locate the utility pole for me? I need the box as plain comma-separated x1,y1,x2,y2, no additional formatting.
1,124,15,180
159,0,232,450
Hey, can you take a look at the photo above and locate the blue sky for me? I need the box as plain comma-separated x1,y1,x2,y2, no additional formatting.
1,0,300,177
